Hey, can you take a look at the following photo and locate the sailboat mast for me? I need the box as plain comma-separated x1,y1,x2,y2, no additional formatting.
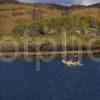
62,31,67,61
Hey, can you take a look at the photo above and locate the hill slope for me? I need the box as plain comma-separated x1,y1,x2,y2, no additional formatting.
0,0,20,3
0,3,99,45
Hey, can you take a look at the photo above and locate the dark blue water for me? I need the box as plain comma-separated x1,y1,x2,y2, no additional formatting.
0,57,100,100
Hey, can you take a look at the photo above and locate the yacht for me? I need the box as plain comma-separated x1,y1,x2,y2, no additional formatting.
62,32,83,66
62,60,83,66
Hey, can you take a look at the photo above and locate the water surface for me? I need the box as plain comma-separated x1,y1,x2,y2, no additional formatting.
0,57,100,100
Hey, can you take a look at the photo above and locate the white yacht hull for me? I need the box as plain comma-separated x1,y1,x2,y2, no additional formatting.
62,60,83,66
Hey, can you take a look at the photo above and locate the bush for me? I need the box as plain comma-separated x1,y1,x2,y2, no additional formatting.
12,16,96,37
12,21,28,36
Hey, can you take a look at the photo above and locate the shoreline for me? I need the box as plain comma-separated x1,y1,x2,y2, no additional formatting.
0,50,100,57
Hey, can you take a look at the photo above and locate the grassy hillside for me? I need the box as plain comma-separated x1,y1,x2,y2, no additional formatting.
0,3,62,34
0,3,100,46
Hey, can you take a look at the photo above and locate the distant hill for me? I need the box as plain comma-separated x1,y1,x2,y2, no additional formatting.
0,0,20,3
44,3,69,10
32,3,100,11
70,5,86,9
88,3,100,8
70,3,100,9
32,3,69,11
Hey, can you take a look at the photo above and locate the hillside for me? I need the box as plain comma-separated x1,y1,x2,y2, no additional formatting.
88,3,100,8
0,0,20,3
0,3,99,32
0,2,100,48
